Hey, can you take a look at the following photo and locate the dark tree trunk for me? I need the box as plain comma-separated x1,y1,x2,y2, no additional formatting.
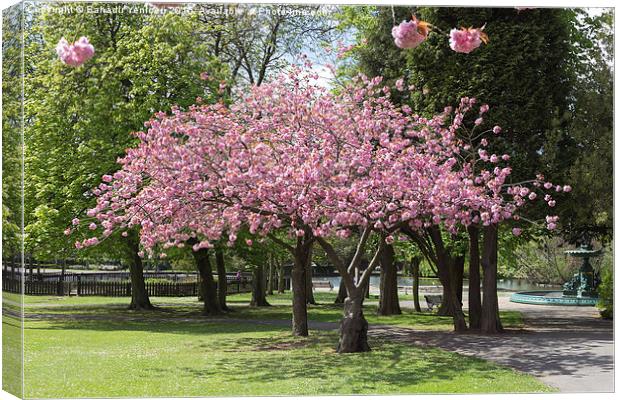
215,247,229,311
192,248,221,316
334,280,347,304
454,255,465,304
266,255,274,296
277,262,285,294
428,227,467,332
337,289,370,353
481,224,503,334
437,277,457,315
305,243,316,305
291,242,310,336
250,264,270,307
378,244,401,315
126,235,153,310
468,225,482,330
411,257,422,312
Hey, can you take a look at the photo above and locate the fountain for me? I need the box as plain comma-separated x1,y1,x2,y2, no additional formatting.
510,244,602,306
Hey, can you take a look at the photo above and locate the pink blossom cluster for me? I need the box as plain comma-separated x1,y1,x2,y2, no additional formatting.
391,16,488,54
69,63,567,254
449,27,489,54
391,17,429,49
56,37,95,67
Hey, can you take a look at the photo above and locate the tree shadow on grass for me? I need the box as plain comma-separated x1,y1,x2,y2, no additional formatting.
168,334,537,395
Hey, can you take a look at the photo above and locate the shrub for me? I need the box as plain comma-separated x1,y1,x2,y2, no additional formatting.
597,248,613,319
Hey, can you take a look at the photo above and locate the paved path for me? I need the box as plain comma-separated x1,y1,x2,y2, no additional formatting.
378,295,614,392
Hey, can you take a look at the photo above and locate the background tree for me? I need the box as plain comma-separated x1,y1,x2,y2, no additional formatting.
2,4,23,260
24,5,225,309
550,10,613,245
196,3,336,89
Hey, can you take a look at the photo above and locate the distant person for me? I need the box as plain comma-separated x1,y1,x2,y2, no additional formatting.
236,271,242,282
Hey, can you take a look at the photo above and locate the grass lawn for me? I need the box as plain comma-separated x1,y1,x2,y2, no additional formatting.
16,298,552,398
4,292,547,397
2,314,23,397
17,291,524,331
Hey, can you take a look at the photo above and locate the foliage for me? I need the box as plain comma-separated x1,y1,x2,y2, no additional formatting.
508,237,578,284
23,4,225,262
2,5,24,258
553,10,613,244
597,246,613,319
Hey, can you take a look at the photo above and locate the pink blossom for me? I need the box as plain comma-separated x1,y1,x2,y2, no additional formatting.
245,239,253,246
89,223,97,230
395,78,405,91
449,27,488,54
56,37,95,67
563,185,572,193
512,228,522,236
73,62,567,266
64,228,71,236
492,125,502,134
200,72,209,80
72,218,80,226
547,222,557,230
102,175,113,183
392,17,429,49
474,117,483,126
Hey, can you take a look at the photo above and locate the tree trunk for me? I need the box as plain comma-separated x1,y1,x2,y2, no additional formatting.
250,264,270,307
412,257,422,312
126,235,153,310
266,255,274,296
428,227,467,332
291,243,310,336
481,224,503,333
305,243,316,304
192,248,221,316
334,279,347,304
468,225,482,330
454,255,465,305
277,261,285,294
215,247,229,311
337,289,370,353
378,244,401,315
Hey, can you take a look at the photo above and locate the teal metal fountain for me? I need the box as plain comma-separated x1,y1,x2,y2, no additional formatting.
510,244,601,306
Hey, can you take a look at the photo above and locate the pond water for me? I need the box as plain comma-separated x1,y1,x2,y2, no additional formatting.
313,275,560,292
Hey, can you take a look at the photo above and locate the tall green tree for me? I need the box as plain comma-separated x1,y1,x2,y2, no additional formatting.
24,4,225,309
549,10,613,244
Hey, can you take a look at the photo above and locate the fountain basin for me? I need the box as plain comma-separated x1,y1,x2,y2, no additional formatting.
510,290,598,306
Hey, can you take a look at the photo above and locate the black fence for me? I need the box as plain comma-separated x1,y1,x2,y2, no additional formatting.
2,260,253,297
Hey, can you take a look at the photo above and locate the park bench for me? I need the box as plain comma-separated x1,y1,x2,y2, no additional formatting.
424,294,443,312
312,281,333,291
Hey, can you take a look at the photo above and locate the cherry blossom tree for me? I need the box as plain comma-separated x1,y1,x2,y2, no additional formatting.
70,61,565,350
